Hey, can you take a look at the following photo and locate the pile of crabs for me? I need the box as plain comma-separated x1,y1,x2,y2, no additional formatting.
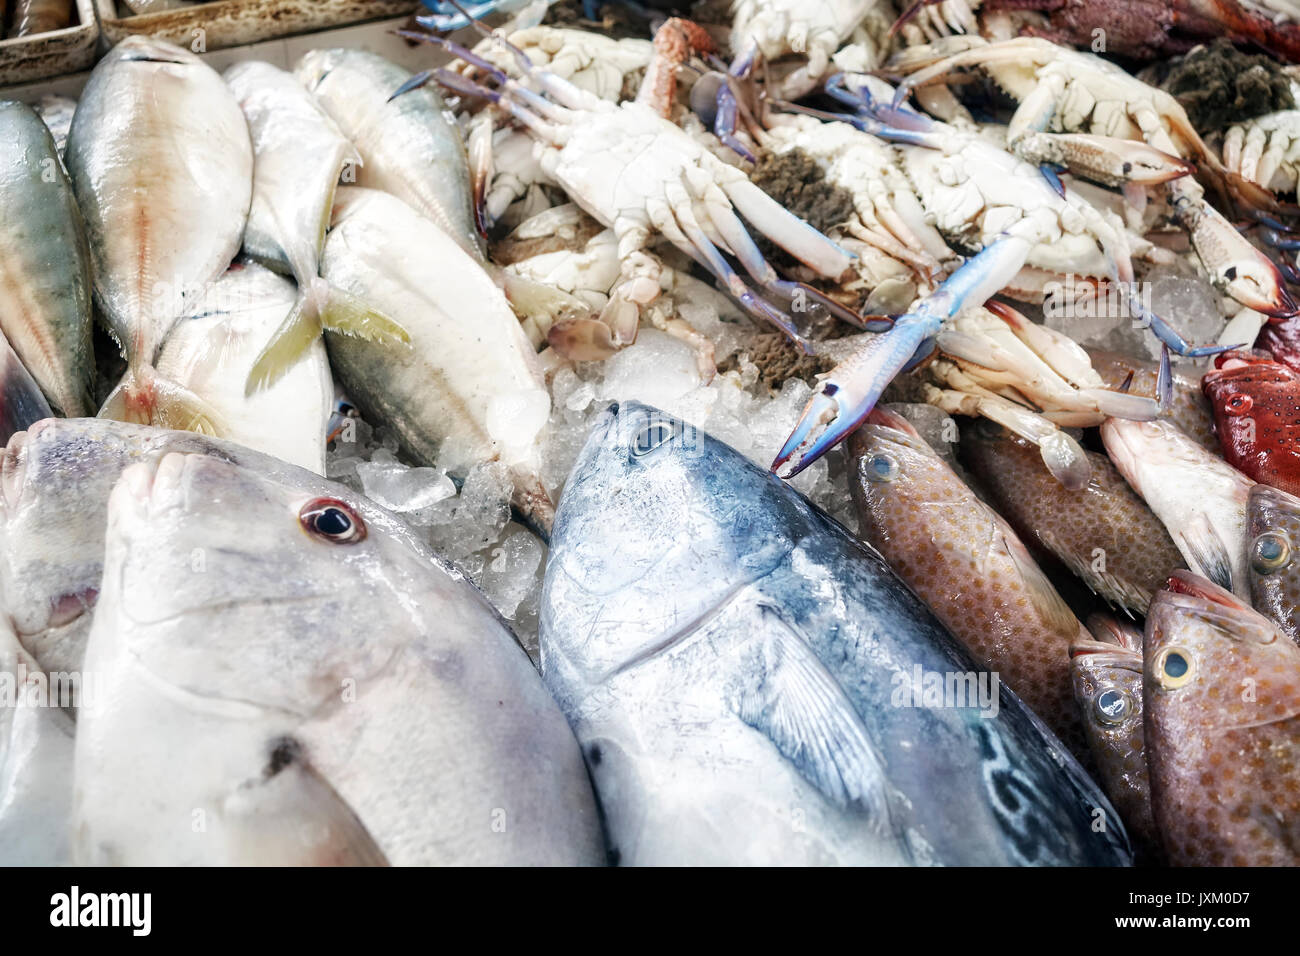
406,0,1300,495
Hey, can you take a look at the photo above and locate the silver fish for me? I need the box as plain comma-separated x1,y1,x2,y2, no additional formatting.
0,419,336,694
66,36,252,434
541,401,1131,866
0,328,52,446
0,100,94,417
73,450,604,865
321,187,553,530
0,615,74,866
294,48,483,260
222,60,407,392
34,94,75,164
154,261,333,474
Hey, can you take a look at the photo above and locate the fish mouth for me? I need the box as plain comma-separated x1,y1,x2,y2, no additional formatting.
1150,570,1278,647
1250,483,1300,521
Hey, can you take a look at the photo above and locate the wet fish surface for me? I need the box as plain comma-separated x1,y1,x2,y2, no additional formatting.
0,100,94,417
541,401,1130,866
849,409,1091,764
963,422,1185,614
1144,572,1300,866
1246,483,1300,646
72,449,604,864
65,36,252,433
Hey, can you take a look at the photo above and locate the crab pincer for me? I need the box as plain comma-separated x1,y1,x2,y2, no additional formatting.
773,238,1026,478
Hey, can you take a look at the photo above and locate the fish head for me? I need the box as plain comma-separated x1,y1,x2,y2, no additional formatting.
1246,484,1300,634
107,34,196,67
0,419,317,680
1256,315,1300,372
1144,571,1299,734
847,407,953,524
94,450,478,714
541,401,809,684
294,48,352,94
1071,616,1144,760
1202,352,1300,487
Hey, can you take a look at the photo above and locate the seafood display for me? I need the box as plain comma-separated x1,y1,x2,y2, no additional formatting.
6,0,1300,868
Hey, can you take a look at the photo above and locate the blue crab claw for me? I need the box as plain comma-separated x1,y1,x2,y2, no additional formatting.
1039,163,1067,198
772,316,938,479
824,73,933,132
415,0,504,32
772,236,1033,478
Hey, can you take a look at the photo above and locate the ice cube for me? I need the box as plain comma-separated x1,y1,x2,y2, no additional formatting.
478,526,546,621
356,461,457,514
600,329,702,411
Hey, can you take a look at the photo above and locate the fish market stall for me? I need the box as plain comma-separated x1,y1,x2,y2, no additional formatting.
0,0,97,85
1,0,1300,872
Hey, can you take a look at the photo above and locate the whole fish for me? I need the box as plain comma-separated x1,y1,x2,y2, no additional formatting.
11,0,71,36
65,36,252,434
1102,417,1253,598
321,188,553,529
1089,349,1219,453
1145,571,1300,866
154,261,333,474
541,401,1130,866
1246,483,1300,646
1202,351,1300,496
223,61,407,392
0,328,52,446
962,422,1185,615
0,419,346,694
73,450,604,865
849,409,1090,763
1070,614,1159,856
294,48,482,259
0,615,74,866
0,100,94,417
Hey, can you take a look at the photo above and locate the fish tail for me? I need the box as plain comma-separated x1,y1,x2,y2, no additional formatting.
98,364,226,437
245,279,409,397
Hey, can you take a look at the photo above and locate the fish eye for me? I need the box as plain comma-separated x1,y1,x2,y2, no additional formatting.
630,420,676,457
865,453,899,482
1093,687,1131,725
299,497,366,544
1225,393,1253,415
1251,531,1292,573
1154,646,1196,690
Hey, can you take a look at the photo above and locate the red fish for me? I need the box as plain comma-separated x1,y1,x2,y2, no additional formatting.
1257,314,1300,372
1202,351,1300,496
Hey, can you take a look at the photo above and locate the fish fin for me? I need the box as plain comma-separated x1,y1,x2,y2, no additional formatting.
1037,528,1154,615
221,740,389,866
245,284,407,396
1001,531,1079,639
727,605,893,822
1175,514,1234,594
98,367,226,437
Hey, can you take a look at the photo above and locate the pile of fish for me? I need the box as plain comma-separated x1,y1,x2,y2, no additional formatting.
4,0,1300,866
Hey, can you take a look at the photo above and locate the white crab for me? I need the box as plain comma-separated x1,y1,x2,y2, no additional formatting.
1223,109,1300,195
887,36,1293,316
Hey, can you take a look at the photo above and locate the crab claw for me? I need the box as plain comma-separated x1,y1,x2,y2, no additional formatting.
1013,131,1195,190
1178,193,1299,318
772,316,937,479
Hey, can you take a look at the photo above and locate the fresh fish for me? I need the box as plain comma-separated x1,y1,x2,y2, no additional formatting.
1256,309,1300,372
0,419,341,695
1144,571,1300,866
541,401,1131,866
11,0,71,36
222,61,407,392
962,422,1185,615
1070,614,1159,856
154,261,333,474
0,615,74,866
0,329,52,446
73,450,604,865
321,187,553,530
1246,483,1300,646
1089,349,1219,453
65,36,252,434
1102,418,1253,598
0,100,94,417
849,408,1090,764
294,48,482,260
1202,350,1300,496
34,94,76,163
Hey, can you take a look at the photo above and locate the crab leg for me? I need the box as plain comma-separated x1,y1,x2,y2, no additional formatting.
772,236,1031,478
